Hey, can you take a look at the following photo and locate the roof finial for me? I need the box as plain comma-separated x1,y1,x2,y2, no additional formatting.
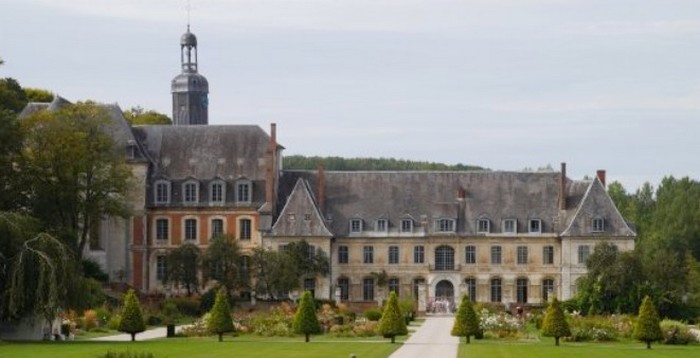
186,0,191,31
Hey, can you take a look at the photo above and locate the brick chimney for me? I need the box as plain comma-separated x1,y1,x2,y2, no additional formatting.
265,123,277,213
596,169,606,187
317,165,325,215
559,162,567,210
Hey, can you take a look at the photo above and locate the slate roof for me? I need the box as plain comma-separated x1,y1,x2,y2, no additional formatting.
275,170,635,238
561,177,636,237
271,178,333,237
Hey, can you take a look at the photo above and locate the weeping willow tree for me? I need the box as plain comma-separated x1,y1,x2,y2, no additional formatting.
0,212,78,328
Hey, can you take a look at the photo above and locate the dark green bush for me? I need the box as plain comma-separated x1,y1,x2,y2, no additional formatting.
660,320,695,345
365,309,382,321
199,288,217,313
171,296,201,317
83,259,109,282
146,313,162,326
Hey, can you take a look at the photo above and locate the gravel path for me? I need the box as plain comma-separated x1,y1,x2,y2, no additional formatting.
90,325,190,342
389,316,458,358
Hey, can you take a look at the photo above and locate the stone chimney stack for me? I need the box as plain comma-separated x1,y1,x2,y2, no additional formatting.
559,162,567,210
317,166,326,215
265,123,278,212
596,169,606,187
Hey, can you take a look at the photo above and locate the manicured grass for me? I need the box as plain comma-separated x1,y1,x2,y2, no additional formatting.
457,339,699,358
0,337,401,358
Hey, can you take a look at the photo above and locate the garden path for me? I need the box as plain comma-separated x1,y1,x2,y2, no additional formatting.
89,325,190,342
389,316,458,358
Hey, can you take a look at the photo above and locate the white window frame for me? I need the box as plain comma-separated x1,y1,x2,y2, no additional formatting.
350,219,363,233
413,245,425,264
465,245,476,264
543,245,554,265
401,219,413,233
238,217,252,240
210,217,225,238
210,180,225,204
578,245,591,264
517,246,528,265
236,180,251,204
155,217,170,242
183,217,198,242
435,218,455,233
592,217,605,232
376,219,388,232
502,219,517,234
183,180,199,204
477,218,490,233
528,219,542,234
388,246,399,264
154,180,171,204
491,245,502,264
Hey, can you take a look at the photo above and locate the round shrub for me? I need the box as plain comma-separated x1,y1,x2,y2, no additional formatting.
365,309,382,321
660,320,695,345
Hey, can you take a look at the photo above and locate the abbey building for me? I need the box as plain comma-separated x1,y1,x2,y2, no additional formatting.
21,28,635,310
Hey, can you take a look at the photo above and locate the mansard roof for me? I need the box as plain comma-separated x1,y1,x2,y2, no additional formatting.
280,170,583,236
561,177,636,237
271,178,332,237
131,125,274,181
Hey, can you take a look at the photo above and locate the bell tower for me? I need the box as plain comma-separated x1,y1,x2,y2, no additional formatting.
171,25,209,125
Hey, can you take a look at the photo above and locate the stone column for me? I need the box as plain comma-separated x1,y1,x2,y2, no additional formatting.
417,283,427,313
334,286,342,304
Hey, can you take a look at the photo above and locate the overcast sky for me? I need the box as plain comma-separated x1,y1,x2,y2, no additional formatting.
2,0,699,191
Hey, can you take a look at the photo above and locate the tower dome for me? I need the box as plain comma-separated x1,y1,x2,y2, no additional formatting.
171,26,209,126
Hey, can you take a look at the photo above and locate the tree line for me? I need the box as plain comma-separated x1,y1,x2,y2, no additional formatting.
576,178,700,318
283,155,484,171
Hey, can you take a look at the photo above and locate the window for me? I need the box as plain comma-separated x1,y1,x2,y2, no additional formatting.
156,219,169,241
304,213,312,221
376,219,388,232
465,278,477,302
337,278,349,301
490,278,502,302
542,279,555,302
183,181,198,203
154,180,170,204
529,219,542,233
363,246,374,264
503,219,516,233
517,246,528,265
436,219,455,232
211,218,224,238
414,246,425,264
477,218,490,233
543,245,554,265
156,255,167,281
363,278,375,301
516,278,528,303
434,245,455,270
592,217,605,232
237,181,251,203
578,245,590,264
338,246,349,264
388,278,400,296
401,219,413,233
210,181,224,203
239,218,252,240
304,278,315,297
491,246,502,264
350,219,363,233
465,245,476,264
388,246,399,264
184,218,197,241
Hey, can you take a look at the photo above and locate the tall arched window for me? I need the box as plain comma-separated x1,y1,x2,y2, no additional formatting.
465,277,477,302
434,245,455,270
516,278,528,303
490,278,502,302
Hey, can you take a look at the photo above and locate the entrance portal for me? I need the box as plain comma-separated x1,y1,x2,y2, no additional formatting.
434,280,455,313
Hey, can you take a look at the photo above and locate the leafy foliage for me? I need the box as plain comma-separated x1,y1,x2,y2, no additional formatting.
377,291,407,343
203,236,245,296
123,106,172,125
207,288,234,342
23,87,53,102
165,243,200,295
293,290,321,342
451,295,480,343
541,297,571,346
0,77,28,113
252,241,329,299
118,289,146,341
284,155,483,171
633,295,663,349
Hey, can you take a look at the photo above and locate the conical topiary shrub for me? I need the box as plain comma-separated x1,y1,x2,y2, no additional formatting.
541,296,570,346
293,290,321,342
207,287,234,342
378,291,408,343
118,289,146,341
451,295,480,343
633,295,663,349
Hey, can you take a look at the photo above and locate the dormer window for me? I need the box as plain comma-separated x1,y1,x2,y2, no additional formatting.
592,217,605,232
236,180,251,203
210,180,225,204
435,218,455,233
401,219,413,233
376,219,388,232
477,218,490,233
502,219,517,234
350,219,363,233
529,219,542,234
126,140,137,159
154,180,170,204
183,180,199,204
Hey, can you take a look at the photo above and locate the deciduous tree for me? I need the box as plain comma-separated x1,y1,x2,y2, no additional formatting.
378,291,407,343
165,243,200,295
123,106,171,125
203,236,244,296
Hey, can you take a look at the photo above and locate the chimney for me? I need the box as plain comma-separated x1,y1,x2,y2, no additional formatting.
317,166,325,215
596,169,606,187
265,123,278,212
559,162,567,210
457,187,466,201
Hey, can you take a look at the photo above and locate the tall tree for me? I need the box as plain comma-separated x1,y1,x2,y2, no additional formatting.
541,297,571,346
118,289,146,341
123,106,172,125
451,295,480,343
633,295,663,349
0,109,23,210
251,247,296,299
165,243,200,295
23,88,53,103
20,103,132,257
204,236,244,296
293,290,321,342
378,291,408,343
0,78,28,113
207,287,234,342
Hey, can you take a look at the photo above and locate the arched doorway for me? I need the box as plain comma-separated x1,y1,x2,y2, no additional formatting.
435,280,454,301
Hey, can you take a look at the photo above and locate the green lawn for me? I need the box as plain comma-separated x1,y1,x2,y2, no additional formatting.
0,337,400,358
458,339,699,358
